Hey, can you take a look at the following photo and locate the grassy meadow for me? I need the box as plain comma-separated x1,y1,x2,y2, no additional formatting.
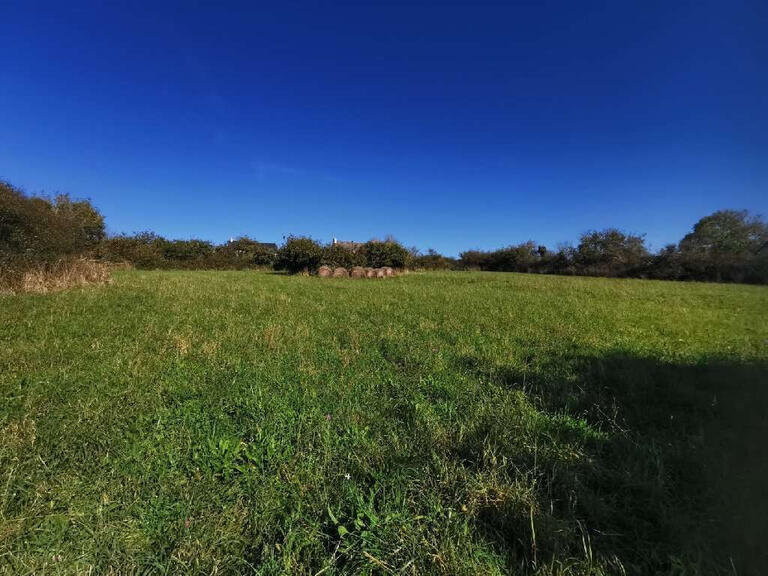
1,270,767,575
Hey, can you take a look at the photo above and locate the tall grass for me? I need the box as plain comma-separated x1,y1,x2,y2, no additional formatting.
0,257,112,294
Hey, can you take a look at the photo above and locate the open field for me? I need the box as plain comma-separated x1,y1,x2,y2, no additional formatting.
1,270,767,575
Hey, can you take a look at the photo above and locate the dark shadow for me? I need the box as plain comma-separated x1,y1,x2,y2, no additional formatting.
457,352,768,575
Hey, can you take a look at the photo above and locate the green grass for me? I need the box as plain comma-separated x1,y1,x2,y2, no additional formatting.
1,270,767,575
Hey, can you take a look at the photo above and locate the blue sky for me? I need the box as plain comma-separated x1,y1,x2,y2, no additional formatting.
1,1,766,255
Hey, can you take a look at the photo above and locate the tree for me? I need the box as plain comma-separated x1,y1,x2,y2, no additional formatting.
274,236,323,273
485,241,539,272
680,210,767,256
647,244,684,280
575,229,649,277
458,250,490,270
678,210,768,281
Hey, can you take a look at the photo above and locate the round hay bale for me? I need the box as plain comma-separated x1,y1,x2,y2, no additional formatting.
375,268,386,278
350,266,366,278
332,267,349,278
365,268,376,278
383,267,394,277
317,265,333,278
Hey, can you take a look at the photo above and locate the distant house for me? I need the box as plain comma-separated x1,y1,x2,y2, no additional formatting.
332,238,362,251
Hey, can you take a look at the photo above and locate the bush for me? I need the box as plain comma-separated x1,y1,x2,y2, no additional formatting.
97,232,165,268
361,240,413,269
487,241,539,272
216,237,277,268
1,181,105,262
458,250,491,270
159,238,215,267
413,249,457,270
1,181,107,291
274,236,324,273
322,243,365,268
458,243,542,273
646,244,684,280
98,234,278,270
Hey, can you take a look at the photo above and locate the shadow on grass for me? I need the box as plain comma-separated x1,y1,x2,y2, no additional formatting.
458,352,768,575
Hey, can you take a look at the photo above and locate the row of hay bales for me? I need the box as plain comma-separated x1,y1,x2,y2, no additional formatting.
317,265,396,278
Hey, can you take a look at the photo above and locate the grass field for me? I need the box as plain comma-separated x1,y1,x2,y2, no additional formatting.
1,270,767,575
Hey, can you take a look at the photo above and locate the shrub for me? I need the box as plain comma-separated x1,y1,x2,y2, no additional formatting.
274,236,324,273
322,243,365,268
216,237,277,268
1,181,107,291
1,181,105,261
159,238,215,268
458,243,541,273
361,240,413,268
458,250,491,270
486,241,539,272
647,244,684,280
98,234,278,270
543,244,577,275
97,232,165,268
413,249,457,270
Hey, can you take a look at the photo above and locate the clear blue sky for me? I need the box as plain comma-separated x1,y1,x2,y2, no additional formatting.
1,1,766,255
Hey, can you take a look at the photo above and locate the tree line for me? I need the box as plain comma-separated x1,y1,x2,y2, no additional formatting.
2,180,767,285
442,214,768,283
349,210,767,284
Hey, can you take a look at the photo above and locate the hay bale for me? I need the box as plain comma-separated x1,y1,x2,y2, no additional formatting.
383,267,394,277
375,268,386,278
350,266,366,278
317,265,333,278
365,268,376,278
332,267,349,278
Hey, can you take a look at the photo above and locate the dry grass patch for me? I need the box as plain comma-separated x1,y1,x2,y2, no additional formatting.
1,417,36,450
1,258,112,294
